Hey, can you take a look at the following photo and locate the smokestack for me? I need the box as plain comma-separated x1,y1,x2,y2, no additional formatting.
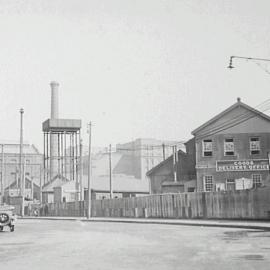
50,81,59,119
50,81,59,180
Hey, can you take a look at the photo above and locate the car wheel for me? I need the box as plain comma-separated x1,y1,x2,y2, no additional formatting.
0,226,3,231
10,225,14,232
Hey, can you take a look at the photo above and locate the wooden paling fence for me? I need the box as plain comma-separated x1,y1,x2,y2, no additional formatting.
41,187,270,220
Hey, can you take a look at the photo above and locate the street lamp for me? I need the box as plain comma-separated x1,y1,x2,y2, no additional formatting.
228,55,270,69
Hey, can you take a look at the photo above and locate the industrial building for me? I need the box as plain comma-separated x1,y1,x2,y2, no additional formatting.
0,142,42,202
116,138,179,180
47,148,151,203
192,98,270,192
147,98,270,194
146,139,196,194
42,81,82,202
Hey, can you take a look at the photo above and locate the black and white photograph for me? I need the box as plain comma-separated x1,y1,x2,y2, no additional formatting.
1,1,270,269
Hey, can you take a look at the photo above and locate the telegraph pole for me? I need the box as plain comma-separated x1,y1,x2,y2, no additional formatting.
109,144,113,199
79,139,84,201
39,164,42,204
175,145,178,182
87,122,92,219
162,143,165,161
19,108,24,216
21,157,26,217
172,146,176,182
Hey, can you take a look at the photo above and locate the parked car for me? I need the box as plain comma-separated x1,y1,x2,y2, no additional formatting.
0,204,16,232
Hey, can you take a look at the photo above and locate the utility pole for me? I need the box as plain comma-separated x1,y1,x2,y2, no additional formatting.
19,108,24,216
79,139,84,201
109,144,113,199
87,122,92,219
162,143,165,161
21,157,26,217
39,164,42,204
0,144,4,204
175,145,178,182
172,145,176,182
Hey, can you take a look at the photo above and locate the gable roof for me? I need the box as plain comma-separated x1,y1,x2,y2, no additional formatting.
146,149,187,176
191,99,270,136
42,175,69,192
5,177,40,190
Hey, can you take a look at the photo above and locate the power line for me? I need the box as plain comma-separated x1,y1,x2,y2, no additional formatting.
196,101,270,140
195,98,270,139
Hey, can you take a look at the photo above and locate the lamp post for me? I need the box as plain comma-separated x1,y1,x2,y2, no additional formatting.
228,55,270,69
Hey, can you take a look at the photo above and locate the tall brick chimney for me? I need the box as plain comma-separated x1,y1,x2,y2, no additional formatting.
50,81,59,180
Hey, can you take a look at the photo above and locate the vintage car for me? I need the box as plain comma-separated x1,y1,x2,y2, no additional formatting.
0,204,16,232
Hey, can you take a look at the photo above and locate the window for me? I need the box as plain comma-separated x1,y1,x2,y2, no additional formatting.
226,179,235,191
204,175,213,192
250,137,260,155
202,139,213,157
252,174,262,188
224,138,234,156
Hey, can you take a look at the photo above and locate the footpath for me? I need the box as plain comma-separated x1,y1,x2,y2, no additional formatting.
20,216,270,231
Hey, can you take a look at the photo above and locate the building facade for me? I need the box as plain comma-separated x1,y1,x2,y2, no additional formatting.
146,139,196,194
192,98,270,192
0,143,43,192
116,138,179,180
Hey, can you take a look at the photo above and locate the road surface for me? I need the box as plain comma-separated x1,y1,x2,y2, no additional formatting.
1,219,270,270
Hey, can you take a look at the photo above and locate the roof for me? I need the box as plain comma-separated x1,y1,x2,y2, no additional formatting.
0,143,41,155
191,99,270,135
5,177,40,190
42,175,69,192
146,149,187,176
82,175,149,193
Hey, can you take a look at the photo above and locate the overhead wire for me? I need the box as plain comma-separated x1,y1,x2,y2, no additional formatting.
196,98,270,137
196,100,270,140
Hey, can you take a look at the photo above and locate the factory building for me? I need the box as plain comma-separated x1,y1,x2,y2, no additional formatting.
0,142,42,197
146,139,196,194
192,98,270,192
42,82,82,202
116,138,179,180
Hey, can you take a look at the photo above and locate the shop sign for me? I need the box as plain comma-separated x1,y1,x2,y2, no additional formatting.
216,159,269,172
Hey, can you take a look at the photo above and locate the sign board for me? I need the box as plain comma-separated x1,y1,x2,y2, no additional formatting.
216,159,269,172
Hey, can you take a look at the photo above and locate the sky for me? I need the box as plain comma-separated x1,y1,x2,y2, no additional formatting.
0,0,270,151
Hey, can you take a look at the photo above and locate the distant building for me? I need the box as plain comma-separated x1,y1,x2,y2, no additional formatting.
44,148,151,203
5,177,40,201
53,175,149,203
0,142,42,195
192,98,270,192
116,138,179,180
146,139,196,194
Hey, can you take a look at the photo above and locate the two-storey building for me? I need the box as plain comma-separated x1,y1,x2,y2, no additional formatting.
192,98,270,192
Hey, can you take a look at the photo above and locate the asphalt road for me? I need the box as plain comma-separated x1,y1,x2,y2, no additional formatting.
1,219,270,270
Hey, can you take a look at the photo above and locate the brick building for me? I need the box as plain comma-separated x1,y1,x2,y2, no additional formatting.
192,98,270,192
